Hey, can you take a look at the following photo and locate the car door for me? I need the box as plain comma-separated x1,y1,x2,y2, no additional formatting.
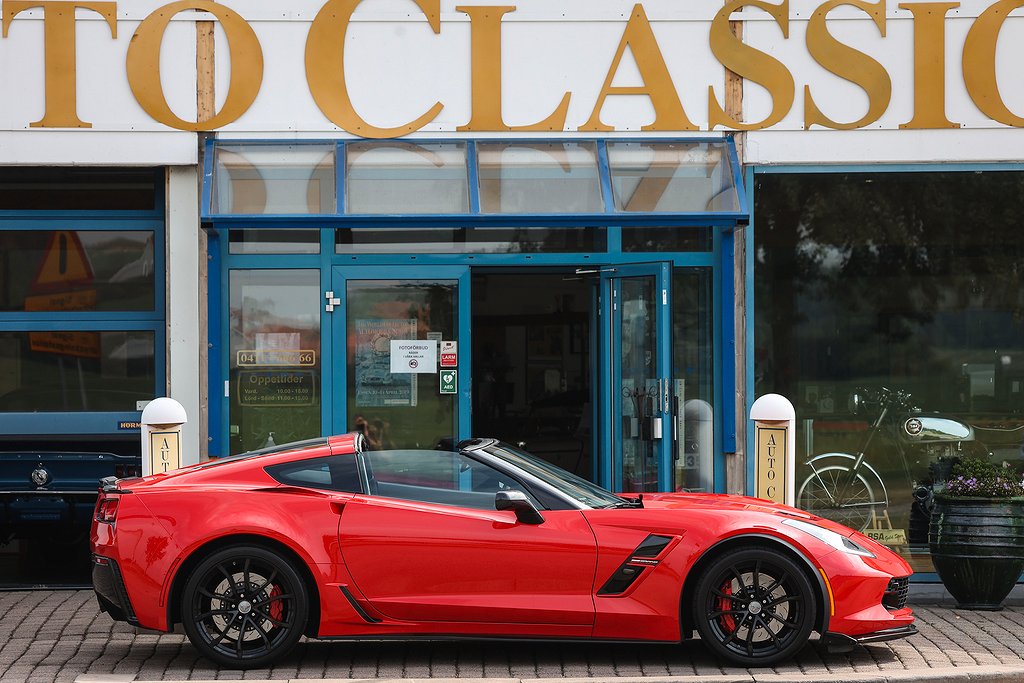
337,448,598,628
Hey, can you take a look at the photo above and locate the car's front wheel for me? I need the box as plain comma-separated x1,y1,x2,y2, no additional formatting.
181,545,308,668
692,546,817,666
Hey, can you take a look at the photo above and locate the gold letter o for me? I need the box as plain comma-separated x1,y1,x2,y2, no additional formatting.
127,0,263,131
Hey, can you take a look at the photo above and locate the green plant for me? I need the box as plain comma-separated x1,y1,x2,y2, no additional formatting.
943,457,1024,498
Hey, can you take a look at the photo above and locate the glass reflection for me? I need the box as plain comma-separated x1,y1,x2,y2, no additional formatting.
213,144,335,215
477,142,604,213
0,231,155,312
607,141,740,213
229,270,321,454
345,142,469,214
0,331,154,412
755,171,1024,573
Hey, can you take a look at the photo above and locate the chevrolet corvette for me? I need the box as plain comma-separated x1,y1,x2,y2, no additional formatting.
91,433,916,668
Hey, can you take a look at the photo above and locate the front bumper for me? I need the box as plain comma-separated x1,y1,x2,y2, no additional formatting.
821,624,918,653
92,554,139,626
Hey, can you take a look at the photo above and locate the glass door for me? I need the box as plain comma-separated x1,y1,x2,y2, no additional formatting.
599,263,672,492
331,266,470,449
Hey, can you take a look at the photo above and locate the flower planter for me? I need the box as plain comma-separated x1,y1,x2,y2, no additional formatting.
928,495,1024,610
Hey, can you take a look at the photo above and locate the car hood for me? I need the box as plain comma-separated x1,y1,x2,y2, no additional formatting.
628,491,864,537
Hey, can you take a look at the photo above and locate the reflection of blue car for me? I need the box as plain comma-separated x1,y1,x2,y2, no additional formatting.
359,368,392,386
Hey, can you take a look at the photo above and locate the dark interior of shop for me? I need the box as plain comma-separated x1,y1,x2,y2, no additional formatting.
471,271,593,479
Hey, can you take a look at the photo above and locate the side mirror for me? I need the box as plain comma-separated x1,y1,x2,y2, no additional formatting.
495,490,545,525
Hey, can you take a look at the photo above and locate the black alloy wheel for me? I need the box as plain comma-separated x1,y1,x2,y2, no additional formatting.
181,545,308,668
692,546,816,666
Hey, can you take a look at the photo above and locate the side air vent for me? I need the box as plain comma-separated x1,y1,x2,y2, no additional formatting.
597,534,674,596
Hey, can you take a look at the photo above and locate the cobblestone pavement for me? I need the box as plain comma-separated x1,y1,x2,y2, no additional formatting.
3,591,1024,682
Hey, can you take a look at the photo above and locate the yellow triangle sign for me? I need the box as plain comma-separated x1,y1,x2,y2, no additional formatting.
32,231,94,289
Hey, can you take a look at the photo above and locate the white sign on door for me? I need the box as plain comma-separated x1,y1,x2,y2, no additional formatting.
390,340,437,374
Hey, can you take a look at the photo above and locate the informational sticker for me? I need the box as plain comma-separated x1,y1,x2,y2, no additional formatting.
440,369,458,394
391,340,437,374
356,319,417,407
426,332,443,342
237,370,316,406
440,340,458,368
864,529,908,546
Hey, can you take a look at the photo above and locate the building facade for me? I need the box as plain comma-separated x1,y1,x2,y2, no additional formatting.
2,0,1023,578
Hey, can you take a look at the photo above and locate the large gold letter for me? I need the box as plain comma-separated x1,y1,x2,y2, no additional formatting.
708,0,793,130
306,0,443,138
2,1,117,128
899,2,960,129
963,0,1024,126
457,5,570,132
579,4,696,132
126,0,262,131
804,0,891,130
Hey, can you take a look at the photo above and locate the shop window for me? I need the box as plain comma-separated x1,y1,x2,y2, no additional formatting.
213,144,335,215
755,170,1024,574
607,141,740,213
335,227,606,254
229,229,320,254
0,231,156,311
0,168,157,211
0,331,154,412
477,142,604,214
623,227,712,253
228,270,322,454
345,142,469,214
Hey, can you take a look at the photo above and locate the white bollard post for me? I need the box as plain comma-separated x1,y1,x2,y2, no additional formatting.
141,397,188,476
749,394,796,506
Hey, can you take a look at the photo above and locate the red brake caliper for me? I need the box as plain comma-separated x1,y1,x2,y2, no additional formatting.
717,580,736,633
269,585,283,623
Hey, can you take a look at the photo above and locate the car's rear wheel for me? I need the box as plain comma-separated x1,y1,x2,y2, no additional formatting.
181,545,308,668
692,546,816,666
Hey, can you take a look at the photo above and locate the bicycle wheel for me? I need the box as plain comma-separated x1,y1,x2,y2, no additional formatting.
797,455,886,531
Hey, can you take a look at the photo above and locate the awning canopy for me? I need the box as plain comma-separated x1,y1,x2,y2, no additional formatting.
203,138,747,227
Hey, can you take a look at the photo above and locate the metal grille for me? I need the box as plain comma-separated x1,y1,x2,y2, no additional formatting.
883,576,910,610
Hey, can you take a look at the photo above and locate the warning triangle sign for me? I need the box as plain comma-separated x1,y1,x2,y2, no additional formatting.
32,230,94,290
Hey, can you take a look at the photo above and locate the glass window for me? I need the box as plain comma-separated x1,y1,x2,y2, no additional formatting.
477,142,604,214
335,227,606,254
212,144,335,215
0,168,157,211
0,331,154,412
265,455,362,493
607,141,740,213
0,230,156,311
363,449,539,509
755,171,1024,573
672,268,714,492
623,227,712,253
229,270,322,454
345,142,469,214
229,229,320,255
347,279,457,450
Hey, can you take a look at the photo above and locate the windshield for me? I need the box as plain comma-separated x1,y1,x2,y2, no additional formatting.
480,441,625,509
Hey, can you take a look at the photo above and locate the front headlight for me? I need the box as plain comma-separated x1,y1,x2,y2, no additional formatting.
782,518,876,558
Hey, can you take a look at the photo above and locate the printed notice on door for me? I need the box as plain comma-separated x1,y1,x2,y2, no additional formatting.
355,319,417,407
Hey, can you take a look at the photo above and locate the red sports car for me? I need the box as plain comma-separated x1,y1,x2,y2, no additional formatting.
91,434,915,669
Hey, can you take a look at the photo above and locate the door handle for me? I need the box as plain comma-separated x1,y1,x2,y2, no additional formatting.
330,502,345,515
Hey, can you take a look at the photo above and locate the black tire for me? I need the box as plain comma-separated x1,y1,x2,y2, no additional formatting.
181,545,308,668
692,546,817,666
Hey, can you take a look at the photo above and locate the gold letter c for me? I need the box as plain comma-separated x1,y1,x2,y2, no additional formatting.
305,0,443,138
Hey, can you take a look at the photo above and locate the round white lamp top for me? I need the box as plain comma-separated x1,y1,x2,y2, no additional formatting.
141,397,188,426
749,393,795,422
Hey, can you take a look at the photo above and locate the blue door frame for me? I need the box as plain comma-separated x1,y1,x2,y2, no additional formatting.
599,263,673,491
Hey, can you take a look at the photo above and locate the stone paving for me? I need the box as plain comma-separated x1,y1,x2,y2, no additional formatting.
2,590,1024,682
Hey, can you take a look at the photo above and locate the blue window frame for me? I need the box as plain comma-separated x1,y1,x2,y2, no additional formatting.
205,138,746,492
0,177,166,437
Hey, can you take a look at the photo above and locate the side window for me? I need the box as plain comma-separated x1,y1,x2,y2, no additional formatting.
265,455,362,493
362,449,541,510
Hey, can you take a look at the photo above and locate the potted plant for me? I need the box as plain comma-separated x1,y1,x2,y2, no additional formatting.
929,457,1024,610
